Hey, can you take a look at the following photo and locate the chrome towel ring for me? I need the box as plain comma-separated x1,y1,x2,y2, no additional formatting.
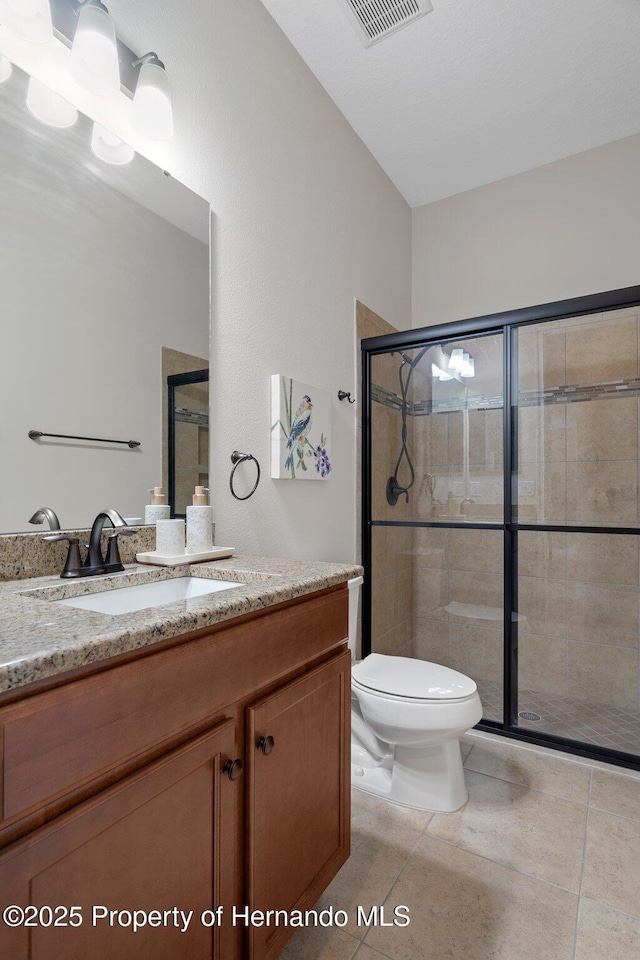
230,451,261,500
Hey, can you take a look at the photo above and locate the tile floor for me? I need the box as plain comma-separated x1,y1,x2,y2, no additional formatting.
278,731,640,960
477,679,640,755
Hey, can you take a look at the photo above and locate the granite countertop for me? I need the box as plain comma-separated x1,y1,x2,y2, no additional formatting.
0,556,363,694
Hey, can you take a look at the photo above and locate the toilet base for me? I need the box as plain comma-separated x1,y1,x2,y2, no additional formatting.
351,738,468,812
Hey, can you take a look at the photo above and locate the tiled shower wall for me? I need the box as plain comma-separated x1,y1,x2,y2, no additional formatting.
369,308,640,730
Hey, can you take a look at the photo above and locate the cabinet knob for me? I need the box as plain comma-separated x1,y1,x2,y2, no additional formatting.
257,735,275,755
223,758,244,781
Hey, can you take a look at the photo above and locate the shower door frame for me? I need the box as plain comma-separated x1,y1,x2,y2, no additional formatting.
361,283,640,772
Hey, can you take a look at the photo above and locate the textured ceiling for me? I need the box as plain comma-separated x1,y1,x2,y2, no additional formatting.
258,0,640,206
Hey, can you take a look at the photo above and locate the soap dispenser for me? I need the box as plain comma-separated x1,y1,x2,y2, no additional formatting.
186,486,214,554
144,486,170,525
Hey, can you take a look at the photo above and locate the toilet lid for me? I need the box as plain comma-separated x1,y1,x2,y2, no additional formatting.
353,653,477,700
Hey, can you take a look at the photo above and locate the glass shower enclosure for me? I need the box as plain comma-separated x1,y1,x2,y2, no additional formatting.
361,285,640,770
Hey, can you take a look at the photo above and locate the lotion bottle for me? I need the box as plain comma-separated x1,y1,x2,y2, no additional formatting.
186,486,214,553
144,486,170,525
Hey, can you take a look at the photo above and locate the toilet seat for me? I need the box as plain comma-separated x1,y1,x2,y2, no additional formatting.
352,653,477,702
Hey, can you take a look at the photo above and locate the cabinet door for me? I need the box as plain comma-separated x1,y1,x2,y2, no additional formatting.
0,721,240,960
246,649,351,960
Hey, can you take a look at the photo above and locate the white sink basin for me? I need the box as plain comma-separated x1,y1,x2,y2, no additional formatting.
53,576,243,616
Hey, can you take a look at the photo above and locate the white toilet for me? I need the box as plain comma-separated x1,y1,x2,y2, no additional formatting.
348,577,482,812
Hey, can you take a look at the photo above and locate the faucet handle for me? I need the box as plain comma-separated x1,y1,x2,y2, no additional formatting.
105,528,135,567
43,534,84,579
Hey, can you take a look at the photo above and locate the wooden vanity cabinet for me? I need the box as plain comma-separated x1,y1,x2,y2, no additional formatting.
246,650,351,960
0,584,350,960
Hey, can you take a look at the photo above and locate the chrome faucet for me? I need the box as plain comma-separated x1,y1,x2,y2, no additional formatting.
45,509,134,579
29,507,61,530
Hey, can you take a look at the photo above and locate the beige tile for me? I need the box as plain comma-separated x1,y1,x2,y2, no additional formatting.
567,641,638,711
448,623,503,683
278,926,360,960
448,528,502,575
412,527,448,568
387,526,413,572
518,404,566,463
575,899,640,960
582,808,640,917
590,768,640,821
518,576,566,638
518,326,567,392
352,786,434,835
448,570,503,611
317,789,430,939
411,619,449,664
517,461,566,522
459,735,475,761
394,570,413,628
519,633,568,696
411,411,446,467
567,580,639,647
566,398,638,462
566,460,638,526
463,737,590,804
364,835,578,960
519,531,567,579
565,317,638,385
427,770,587,891
449,409,503,466
413,568,448,620
566,533,638,585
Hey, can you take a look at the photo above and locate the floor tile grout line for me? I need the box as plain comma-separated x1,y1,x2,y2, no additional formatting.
579,894,640,925
420,832,582,897
571,768,593,960
461,763,590,807
587,804,640,826
353,938,397,960
359,825,432,952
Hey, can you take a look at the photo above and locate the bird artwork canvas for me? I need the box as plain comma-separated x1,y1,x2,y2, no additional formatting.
271,375,332,480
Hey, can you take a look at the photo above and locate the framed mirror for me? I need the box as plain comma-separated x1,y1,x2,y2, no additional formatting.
0,64,210,534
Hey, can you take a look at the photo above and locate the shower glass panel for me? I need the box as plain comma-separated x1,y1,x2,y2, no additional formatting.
363,286,640,770
514,310,640,753
368,332,504,724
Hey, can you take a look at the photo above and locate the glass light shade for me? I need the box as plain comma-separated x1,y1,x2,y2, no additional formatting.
0,0,52,44
0,55,12,82
26,76,78,128
460,357,475,378
449,348,465,372
69,3,120,96
431,363,453,382
130,60,173,140
91,123,134,164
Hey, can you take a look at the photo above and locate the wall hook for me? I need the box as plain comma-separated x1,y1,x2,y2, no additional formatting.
338,390,356,404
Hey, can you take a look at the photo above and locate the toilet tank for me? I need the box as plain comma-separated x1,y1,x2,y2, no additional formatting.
347,576,364,661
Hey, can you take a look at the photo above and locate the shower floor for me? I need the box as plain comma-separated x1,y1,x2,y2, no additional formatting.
476,679,640,758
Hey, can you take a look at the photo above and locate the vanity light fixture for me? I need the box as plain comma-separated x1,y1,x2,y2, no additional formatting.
0,55,12,82
91,121,134,164
27,74,78,127
130,52,173,141
69,0,120,97
0,0,53,44
432,350,475,381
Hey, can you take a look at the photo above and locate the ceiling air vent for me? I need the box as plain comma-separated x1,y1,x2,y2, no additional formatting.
339,0,434,48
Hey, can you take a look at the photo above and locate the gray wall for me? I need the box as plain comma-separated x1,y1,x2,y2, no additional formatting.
412,132,640,328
